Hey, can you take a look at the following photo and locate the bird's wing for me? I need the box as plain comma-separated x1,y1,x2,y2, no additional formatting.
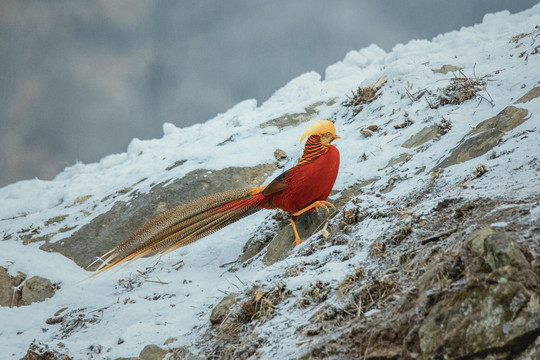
262,168,291,196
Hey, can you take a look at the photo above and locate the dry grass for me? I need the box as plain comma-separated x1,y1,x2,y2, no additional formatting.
427,70,488,109
437,117,453,135
369,239,386,258
299,281,330,308
510,25,540,43
338,266,365,298
343,76,387,116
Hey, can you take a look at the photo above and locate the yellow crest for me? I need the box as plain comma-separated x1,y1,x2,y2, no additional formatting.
299,120,337,143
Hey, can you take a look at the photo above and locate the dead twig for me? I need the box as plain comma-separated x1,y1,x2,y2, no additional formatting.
421,227,459,245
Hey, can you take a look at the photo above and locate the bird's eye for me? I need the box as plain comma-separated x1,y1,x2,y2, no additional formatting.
325,132,331,136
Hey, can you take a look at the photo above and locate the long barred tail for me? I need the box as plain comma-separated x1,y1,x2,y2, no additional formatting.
90,187,266,276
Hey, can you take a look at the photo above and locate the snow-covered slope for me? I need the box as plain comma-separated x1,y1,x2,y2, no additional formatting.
1,5,539,360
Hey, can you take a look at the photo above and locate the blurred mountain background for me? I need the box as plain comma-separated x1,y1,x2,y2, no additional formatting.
1,0,537,187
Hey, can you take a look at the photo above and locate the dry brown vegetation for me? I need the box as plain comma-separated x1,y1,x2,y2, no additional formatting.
343,76,387,116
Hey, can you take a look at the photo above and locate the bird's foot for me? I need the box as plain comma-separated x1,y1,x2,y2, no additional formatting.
293,200,336,217
293,237,306,246
315,200,336,214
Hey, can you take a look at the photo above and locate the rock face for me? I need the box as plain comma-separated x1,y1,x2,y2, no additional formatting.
20,276,56,306
1,268,55,307
419,229,539,359
514,86,540,104
42,164,276,269
433,105,529,170
259,100,334,129
401,124,439,148
0,267,25,307
262,211,325,266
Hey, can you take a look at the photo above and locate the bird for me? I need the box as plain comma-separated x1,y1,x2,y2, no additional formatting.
91,119,340,275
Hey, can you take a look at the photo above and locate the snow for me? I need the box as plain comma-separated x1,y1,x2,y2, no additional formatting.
1,4,540,359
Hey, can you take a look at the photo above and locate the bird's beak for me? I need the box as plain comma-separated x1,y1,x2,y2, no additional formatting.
333,134,341,140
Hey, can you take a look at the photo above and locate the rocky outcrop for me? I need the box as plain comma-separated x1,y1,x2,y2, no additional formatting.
0,267,25,307
259,100,335,129
295,210,539,359
514,86,540,104
0,268,55,307
42,164,276,269
401,124,439,148
419,229,539,359
433,105,529,170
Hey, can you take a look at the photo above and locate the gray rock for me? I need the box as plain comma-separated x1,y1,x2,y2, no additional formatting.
468,106,529,135
484,232,530,271
514,86,540,104
242,236,271,263
43,164,276,269
210,293,239,324
0,267,26,307
333,177,379,209
401,124,439,148
259,100,335,129
20,276,56,305
262,211,324,266
464,227,496,257
139,344,167,360
434,128,503,169
432,64,463,74
420,231,538,359
379,153,411,170
433,106,529,171
0,267,15,307
419,277,539,359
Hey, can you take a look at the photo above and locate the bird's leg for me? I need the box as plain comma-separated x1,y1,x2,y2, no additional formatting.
292,200,335,217
290,217,304,246
290,201,336,246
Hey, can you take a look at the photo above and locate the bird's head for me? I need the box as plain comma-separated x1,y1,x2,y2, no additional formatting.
300,120,341,145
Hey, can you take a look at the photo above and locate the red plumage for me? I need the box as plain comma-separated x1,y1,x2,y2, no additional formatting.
261,144,339,213
92,120,340,274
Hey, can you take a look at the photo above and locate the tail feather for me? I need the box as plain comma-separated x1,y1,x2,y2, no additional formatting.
90,188,265,276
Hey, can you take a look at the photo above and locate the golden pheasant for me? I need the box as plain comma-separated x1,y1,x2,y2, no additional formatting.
92,120,340,275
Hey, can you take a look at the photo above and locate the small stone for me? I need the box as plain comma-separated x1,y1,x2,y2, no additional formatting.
379,153,412,170
274,149,287,161
210,293,239,324
163,337,176,346
367,124,379,131
139,344,167,360
432,64,463,74
45,316,63,325
360,129,373,137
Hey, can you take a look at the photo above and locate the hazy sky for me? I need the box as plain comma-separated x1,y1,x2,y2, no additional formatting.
1,0,538,187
